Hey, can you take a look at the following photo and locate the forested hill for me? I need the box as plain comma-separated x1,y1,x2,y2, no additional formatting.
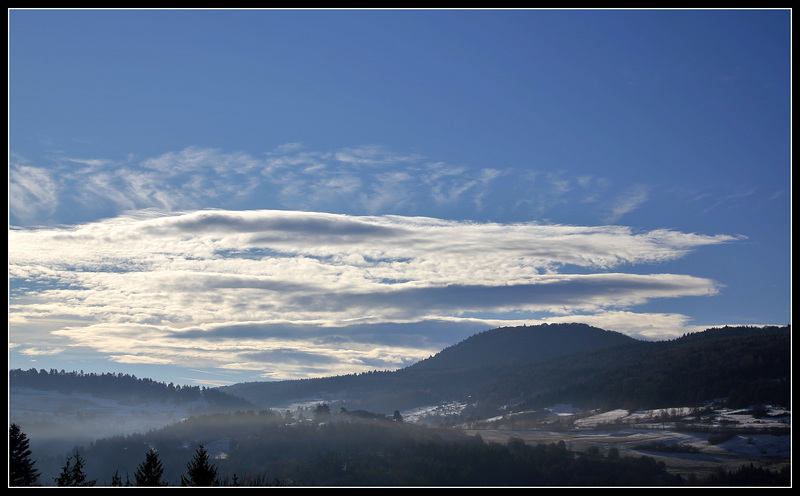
220,324,790,416
407,322,637,372
9,368,254,410
219,323,640,411
504,325,791,412
397,324,789,414
11,324,790,423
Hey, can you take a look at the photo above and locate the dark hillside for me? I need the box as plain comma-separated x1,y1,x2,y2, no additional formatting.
220,323,639,411
407,322,637,372
221,324,790,417
508,325,790,412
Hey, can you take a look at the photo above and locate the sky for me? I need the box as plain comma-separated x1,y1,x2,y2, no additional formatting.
8,9,791,387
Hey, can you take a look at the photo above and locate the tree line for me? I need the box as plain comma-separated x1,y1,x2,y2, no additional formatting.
10,368,252,409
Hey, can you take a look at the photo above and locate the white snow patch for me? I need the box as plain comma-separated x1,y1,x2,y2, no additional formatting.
401,401,468,423
546,404,580,417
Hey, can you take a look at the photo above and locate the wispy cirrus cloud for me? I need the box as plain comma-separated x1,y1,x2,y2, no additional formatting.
9,144,662,227
8,163,60,224
9,209,739,380
605,184,650,223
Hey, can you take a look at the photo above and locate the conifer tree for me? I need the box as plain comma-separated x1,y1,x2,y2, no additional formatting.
9,423,39,486
54,449,96,486
180,444,219,486
134,448,167,486
110,470,123,486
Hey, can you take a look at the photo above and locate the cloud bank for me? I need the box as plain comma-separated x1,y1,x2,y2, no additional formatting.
9,208,738,380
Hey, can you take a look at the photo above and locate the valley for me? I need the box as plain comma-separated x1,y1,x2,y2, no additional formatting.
9,323,791,486
464,403,791,480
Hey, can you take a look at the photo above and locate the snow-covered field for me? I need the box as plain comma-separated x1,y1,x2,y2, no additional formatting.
572,405,790,430
462,403,791,478
400,401,469,423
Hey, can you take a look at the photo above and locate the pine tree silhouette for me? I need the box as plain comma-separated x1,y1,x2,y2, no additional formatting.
54,449,96,486
9,423,40,486
134,448,167,486
180,444,219,486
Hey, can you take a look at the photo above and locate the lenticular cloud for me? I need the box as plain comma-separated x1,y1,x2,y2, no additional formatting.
9,209,738,320
9,209,738,377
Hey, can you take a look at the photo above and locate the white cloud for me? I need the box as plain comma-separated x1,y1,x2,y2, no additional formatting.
7,145,751,379
9,208,738,379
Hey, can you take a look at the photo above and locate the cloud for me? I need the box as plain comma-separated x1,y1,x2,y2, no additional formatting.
8,164,60,223
9,144,664,227
604,184,650,223
7,145,746,380
9,208,738,379
332,144,423,166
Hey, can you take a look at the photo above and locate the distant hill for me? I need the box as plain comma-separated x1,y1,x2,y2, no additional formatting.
219,323,642,413
505,325,791,412
407,322,637,372
9,368,254,410
220,324,790,416
9,369,255,455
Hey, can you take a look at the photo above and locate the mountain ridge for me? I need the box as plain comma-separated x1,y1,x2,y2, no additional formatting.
9,323,791,415
218,322,638,411
217,323,790,416
406,322,638,372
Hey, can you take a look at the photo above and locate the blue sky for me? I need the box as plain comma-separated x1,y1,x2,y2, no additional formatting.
9,9,791,387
